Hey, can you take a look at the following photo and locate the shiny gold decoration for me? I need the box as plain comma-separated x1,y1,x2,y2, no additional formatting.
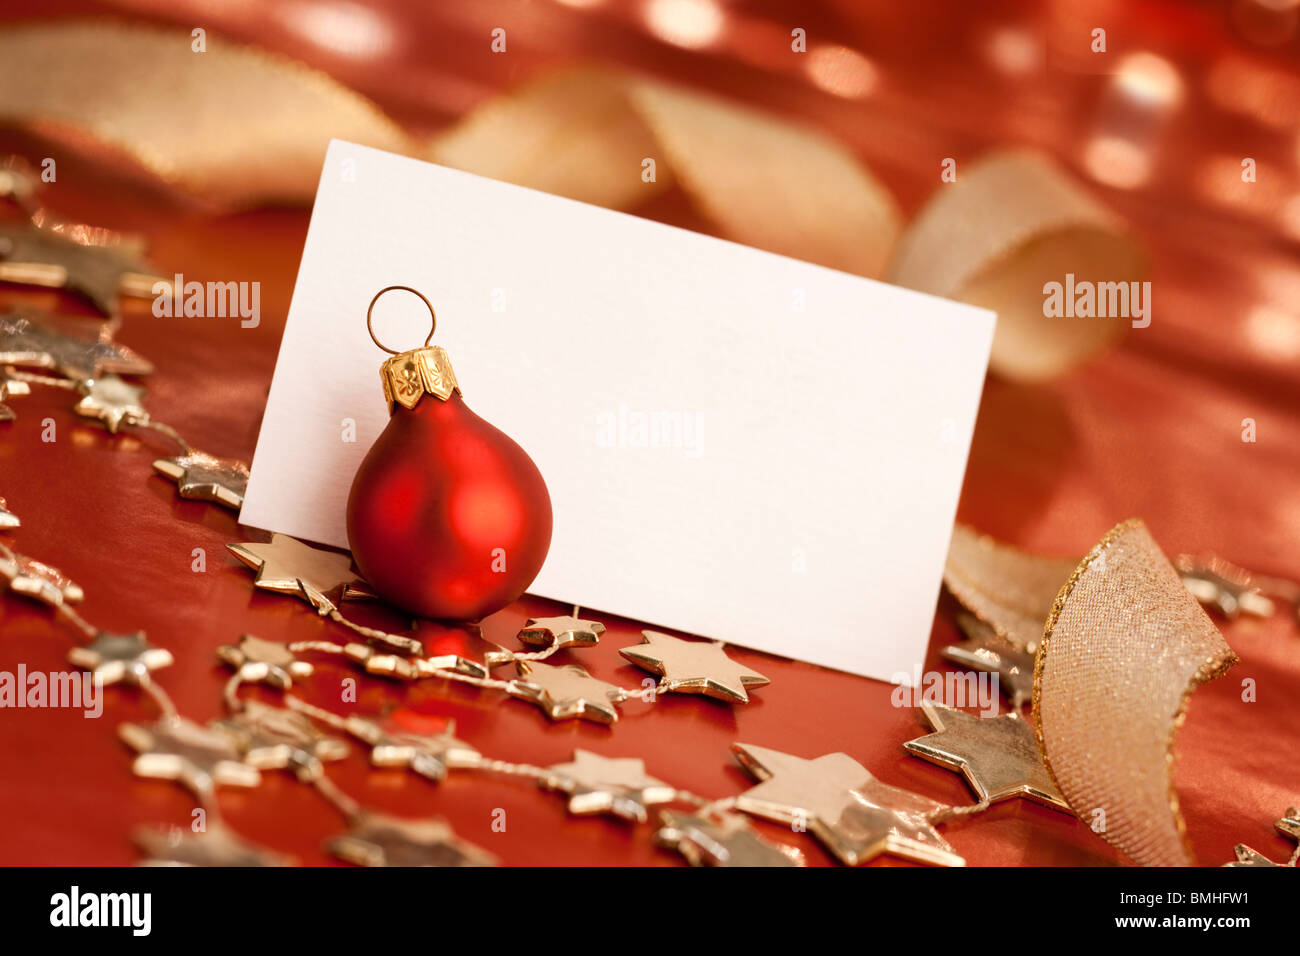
1033,520,1238,866
656,810,805,867
1224,807,1300,868
539,749,676,822
516,614,606,651
0,544,84,607
326,812,498,867
380,347,459,411
0,311,153,380
903,702,1069,811
134,821,294,867
215,701,348,782
0,495,17,531
217,634,313,689
227,533,360,608
890,151,1144,382
942,614,1035,709
152,452,249,510
0,21,412,208
344,714,481,782
0,366,30,421
342,643,424,681
74,373,148,433
732,743,965,867
421,626,514,677
67,631,173,686
0,220,165,316
944,523,1078,652
508,660,626,724
1175,554,1275,618
619,630,769,703
119,717,262,797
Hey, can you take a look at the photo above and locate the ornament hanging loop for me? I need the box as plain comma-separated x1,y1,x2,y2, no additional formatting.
366,285,437,355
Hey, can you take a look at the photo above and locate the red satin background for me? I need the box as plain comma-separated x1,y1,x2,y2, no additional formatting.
0,0,1297,867
348,390,553,621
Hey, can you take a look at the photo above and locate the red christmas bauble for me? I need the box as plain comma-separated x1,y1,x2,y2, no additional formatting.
346,346,552,621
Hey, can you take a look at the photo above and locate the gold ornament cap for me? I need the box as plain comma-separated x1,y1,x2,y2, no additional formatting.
380,346,459,411
366,286,461,413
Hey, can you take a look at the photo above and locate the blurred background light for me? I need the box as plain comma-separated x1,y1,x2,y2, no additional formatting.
805,45,878,99
276,0,394,59
644,0,725,50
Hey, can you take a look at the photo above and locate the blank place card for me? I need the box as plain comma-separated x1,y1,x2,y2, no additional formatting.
241,140,995,683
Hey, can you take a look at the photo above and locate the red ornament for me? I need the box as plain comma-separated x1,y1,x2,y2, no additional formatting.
346,287,552,621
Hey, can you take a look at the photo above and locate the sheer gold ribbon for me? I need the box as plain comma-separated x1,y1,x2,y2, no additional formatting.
0,21,1142,380
947,521,1238,865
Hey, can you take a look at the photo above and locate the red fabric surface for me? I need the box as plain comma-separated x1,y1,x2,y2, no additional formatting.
0,0,1297,866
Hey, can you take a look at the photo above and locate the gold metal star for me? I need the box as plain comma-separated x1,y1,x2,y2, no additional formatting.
0,366,29,421
214,701,348,782
326,812,498,867
0,544,83,607
942,614,1036,709
74,373,148,433
134,821,294,867
1176,554,1276,618
539,749,677,822
508,660,626,724
216,634,313,689
344,712,480,782
517,614,606,651
0,495,17,531
153,451,249,510
227,533,361,611
67,631,173,686
732,743,965,866
119,717,262,797
656,810,806,867
0,311,153,380
903,702,1068,811
419,621,515,677
619,630,770,703
0,219,166,316
1225,807,1300,867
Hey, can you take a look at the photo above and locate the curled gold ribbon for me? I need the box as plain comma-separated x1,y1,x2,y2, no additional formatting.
890,152,1146,382
0,20,1144,379
1032,520,1237,866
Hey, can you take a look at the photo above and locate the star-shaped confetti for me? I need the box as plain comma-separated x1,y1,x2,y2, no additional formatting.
215,701,348,782
517,615,606,651
1176,554,1275,618
539,749,677,822
227,533,363,612
656,810,805,867
0,311,153,380
0,495,17,531
344,713,480,782
66,631,173,686
0,545,83,607
619,630,770,703
732,743,965,866
74,373,148,433
0,220,166,316
943,614,1036,709
133,821,294,867
326,812,498,867
119,717,262,797
902,703,1069,811
216,634,313,689
508,660,626,724
153,451,249,511
0,366,29,421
